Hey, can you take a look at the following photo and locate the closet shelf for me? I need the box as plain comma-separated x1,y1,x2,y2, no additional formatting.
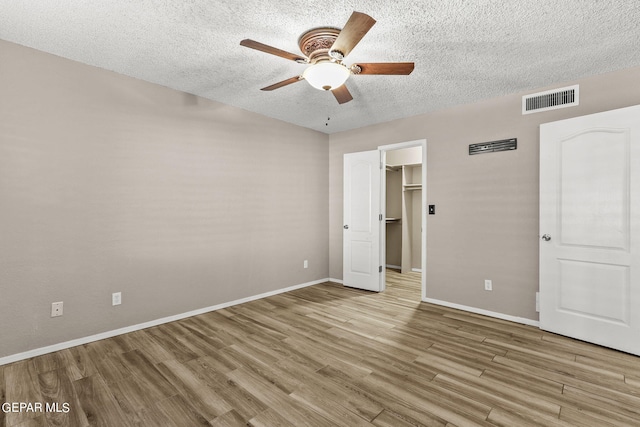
385,218,401,223
403,184,422,190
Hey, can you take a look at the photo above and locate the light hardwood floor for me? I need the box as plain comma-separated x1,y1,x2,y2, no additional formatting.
2,269,640,426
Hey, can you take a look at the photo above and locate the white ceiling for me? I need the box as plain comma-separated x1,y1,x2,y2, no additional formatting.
1,1,639,133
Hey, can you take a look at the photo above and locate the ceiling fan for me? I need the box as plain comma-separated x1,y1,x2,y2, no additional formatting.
240,11,414,104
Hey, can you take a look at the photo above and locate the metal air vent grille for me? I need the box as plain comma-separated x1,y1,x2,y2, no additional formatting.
469,138,517,155
522,85,579,114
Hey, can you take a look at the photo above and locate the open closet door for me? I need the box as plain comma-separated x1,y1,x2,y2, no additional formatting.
343,150,382,292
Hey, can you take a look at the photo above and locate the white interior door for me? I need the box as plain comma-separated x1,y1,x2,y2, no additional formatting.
343,150,382,292
540,104,640,355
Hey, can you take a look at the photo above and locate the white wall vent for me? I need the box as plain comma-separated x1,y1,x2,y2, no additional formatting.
522,84,579,114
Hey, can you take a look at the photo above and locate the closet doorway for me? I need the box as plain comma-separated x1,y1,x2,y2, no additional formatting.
379,140,427,300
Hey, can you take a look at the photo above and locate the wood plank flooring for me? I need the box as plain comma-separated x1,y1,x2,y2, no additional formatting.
2,269,640,426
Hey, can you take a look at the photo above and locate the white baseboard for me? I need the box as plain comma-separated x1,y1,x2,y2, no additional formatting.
0,278,329,367
329,277,344,284
422,297,540,327
411,268,422,273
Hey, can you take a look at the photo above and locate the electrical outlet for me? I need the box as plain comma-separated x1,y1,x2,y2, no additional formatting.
304,260,308,269
51,301,63,317
484,280,492,291
112,292,122,306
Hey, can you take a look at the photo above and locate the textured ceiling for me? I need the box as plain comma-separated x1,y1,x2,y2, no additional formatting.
1,1,639,133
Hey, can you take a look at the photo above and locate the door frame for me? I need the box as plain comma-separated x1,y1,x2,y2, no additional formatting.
378,139,427,300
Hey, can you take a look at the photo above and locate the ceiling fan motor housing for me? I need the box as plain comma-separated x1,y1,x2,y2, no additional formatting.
298,27,341,63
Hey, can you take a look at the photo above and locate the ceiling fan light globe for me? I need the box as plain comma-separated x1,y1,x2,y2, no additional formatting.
303,62,350,91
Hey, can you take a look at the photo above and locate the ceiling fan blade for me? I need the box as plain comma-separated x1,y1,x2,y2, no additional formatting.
260,76,302,91
331,12,376,58
240,39,307,63
353,62,415,75
332,84,353,104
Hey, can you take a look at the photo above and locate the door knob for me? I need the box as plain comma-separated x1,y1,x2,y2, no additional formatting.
344,225,349,229
541,234,551,241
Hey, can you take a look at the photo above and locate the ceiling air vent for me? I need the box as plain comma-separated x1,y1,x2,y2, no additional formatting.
522,84,579,114
469,138,517,155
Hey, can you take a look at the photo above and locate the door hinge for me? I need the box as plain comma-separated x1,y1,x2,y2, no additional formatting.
379,266,382,273
379,214,383,221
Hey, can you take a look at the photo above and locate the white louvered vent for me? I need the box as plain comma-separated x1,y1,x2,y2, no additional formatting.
522,84,579,114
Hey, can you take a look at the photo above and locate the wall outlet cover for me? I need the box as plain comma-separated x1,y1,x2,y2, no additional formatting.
112,292,122,306
51,301,63,317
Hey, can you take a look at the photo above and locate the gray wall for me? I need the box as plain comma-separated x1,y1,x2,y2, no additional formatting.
0,40,329,359
329,66,640,321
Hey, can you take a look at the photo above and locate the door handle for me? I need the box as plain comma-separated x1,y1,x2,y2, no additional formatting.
541,234,552,241
344,225,349,229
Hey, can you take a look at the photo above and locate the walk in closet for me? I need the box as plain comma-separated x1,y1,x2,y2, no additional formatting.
385,147,422,274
